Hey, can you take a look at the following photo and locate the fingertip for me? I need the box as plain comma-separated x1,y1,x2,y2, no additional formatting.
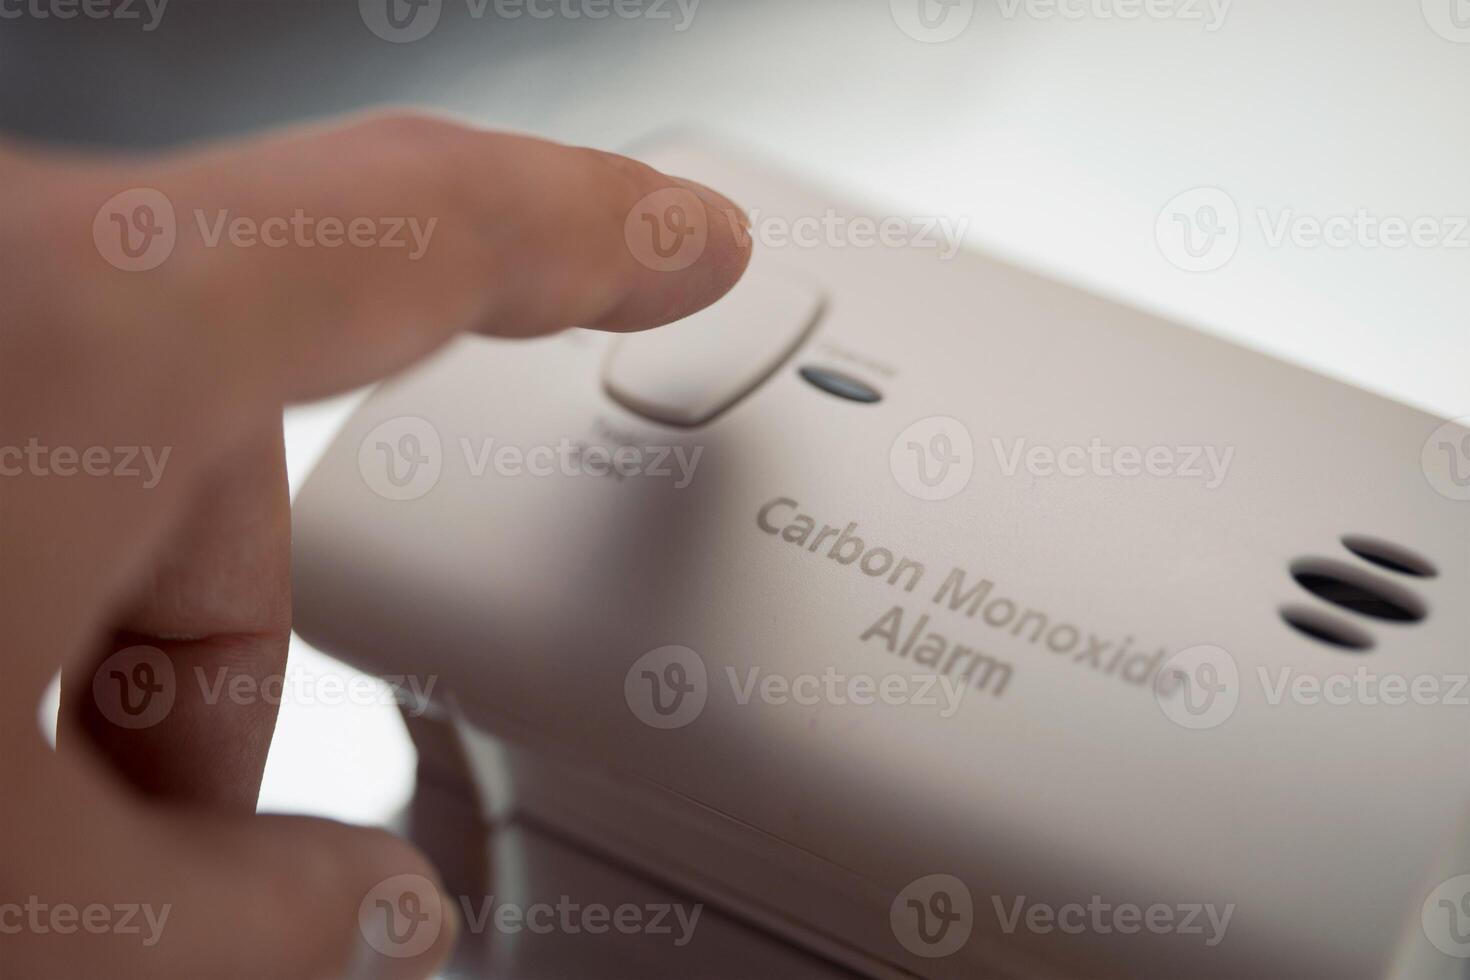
594,172,754,333
206,815,459,980
338,830,459,980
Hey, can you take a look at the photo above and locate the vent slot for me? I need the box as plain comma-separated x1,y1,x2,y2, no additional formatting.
1290,558,1427,624
1341,535,1438,578
1280,605,1374,652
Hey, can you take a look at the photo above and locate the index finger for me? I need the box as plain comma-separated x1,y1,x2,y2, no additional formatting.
20,112,752,410
0,111,752,712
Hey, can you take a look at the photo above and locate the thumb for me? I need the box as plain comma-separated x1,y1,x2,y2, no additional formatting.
176,812,458,980
10,758,458,980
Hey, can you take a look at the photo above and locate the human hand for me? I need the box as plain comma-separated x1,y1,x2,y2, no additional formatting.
0,111,749,979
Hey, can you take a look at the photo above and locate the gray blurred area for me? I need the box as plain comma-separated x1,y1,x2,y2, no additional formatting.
0,0,838,150
0,0,525,148
400,763,858,979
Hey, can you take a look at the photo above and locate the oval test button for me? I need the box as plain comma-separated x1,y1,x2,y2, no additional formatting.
603,260,825,427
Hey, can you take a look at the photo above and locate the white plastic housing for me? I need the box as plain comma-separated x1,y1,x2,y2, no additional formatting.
293,137,1469,980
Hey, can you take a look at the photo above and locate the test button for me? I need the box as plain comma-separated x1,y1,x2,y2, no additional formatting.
603,261,824,427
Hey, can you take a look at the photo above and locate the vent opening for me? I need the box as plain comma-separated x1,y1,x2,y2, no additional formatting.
1280,606,1375,651
1290,558,1427,624
1341,535,1438,578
